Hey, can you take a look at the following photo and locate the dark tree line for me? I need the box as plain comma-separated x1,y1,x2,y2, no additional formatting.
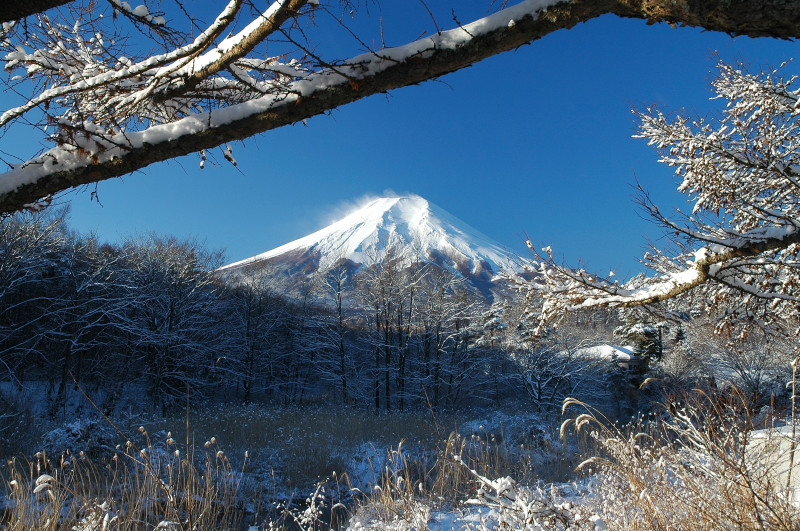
0,212,622,417
0,211,230,416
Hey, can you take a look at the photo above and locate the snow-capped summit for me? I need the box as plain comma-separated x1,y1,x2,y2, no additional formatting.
220,195,524,293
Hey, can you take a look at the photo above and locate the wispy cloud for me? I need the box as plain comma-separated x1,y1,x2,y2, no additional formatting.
315,189,416,227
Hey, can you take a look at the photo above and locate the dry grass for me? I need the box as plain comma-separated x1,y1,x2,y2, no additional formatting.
418,413,597,505
344,419,596,529
347,391,800,530
0,403,484,529
0,402,622,530
1,428,246,530
562,390,800,531
155,403,469,490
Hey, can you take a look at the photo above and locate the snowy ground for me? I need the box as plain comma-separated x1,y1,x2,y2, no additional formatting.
749,423,800,506
15,385,798,529
3,394,591,528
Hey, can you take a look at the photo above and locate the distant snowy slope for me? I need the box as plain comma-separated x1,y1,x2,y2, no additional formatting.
220,195,524,282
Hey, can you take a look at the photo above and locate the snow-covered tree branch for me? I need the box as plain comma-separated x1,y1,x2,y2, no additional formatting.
530,60,800,337
2,0,800,213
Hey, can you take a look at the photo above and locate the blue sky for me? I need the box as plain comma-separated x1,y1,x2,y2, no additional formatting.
4,2,800,278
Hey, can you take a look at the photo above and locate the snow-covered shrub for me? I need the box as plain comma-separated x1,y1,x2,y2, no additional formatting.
40,417,118,460
346,442,432,531
347,498,431,530
453,458,605,530
260,480,349,531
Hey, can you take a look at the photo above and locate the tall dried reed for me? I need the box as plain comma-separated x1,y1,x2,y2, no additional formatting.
2,428,246,530
563,389,800,530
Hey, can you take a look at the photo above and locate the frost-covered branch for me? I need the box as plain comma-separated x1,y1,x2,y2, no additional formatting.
3,0,800,212
0,0,245,129
530,61,800,337
153,0,308,102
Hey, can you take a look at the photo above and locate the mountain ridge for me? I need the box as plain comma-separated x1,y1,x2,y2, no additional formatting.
219,195,525,296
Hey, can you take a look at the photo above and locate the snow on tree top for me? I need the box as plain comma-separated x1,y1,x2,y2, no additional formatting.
219,194,525,280
576,344,637,362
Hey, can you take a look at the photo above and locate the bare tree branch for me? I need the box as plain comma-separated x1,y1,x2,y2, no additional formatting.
3,0,800,213
529,59,800,337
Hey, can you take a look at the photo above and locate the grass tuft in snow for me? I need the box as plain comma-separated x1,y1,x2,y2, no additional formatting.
563,389,800,530
1,430,247,530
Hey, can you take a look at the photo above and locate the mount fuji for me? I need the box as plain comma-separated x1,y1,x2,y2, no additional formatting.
219,195,526,296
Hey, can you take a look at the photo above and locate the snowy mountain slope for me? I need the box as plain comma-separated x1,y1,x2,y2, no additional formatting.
219,195,525,288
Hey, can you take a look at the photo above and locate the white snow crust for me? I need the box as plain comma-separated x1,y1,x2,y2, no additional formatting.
220,195,524,278
575,344,636,362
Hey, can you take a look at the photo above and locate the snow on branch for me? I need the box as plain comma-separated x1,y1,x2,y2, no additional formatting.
0,0,572,211
529,61,800,338
3,0,800,212
0,0,247,129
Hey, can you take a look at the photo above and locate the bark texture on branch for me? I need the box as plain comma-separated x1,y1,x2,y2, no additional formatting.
613,0,800,38
0,0,73,23
2,0,800,213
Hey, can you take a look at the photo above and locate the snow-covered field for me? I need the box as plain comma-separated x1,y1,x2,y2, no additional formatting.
3,385,799,530
1,398,599,529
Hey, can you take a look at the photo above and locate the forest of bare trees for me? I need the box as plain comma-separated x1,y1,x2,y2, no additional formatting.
0,210,631,429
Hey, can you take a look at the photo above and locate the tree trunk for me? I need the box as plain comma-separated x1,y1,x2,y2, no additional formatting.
374,312,381,412
49,341,72,419
337,289,347,404
384,315,392,412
